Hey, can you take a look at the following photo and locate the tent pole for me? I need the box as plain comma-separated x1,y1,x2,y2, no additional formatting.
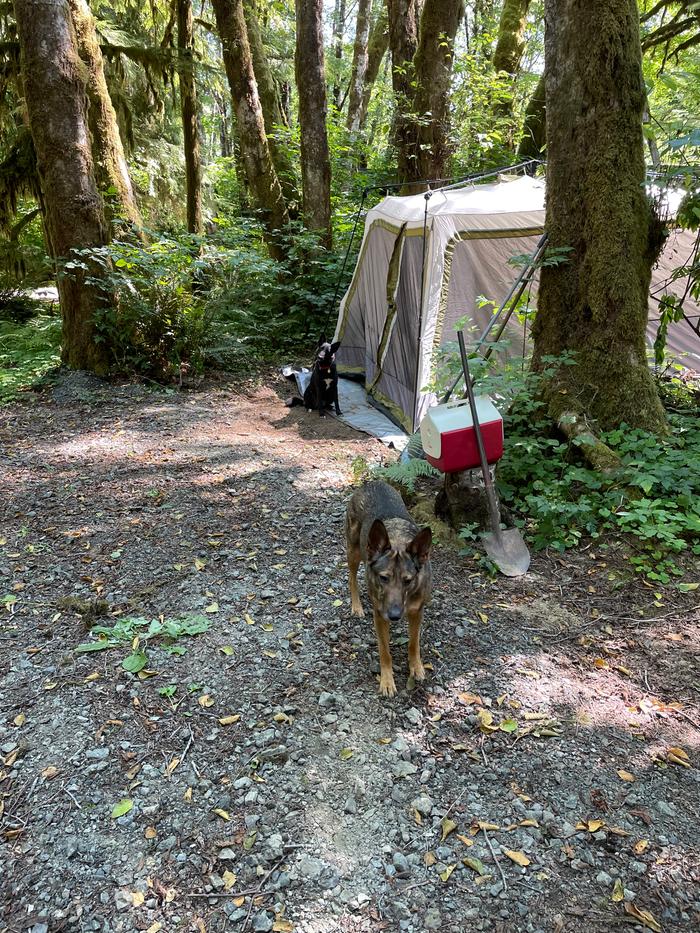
324,187,368,337
442,233,549,403
412,191,433,431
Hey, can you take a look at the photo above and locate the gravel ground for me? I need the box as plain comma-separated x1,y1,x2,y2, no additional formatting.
1,371,699,933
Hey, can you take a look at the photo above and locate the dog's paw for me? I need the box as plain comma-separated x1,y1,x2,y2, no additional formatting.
335,408,343,416
378,671,397,697
409,661,426,682
350,602,365,618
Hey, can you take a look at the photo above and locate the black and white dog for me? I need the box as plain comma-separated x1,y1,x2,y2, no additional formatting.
286,335,342,417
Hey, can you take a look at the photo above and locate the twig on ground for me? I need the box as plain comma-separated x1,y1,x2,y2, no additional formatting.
398,878,433,895
479,735,488,767
181,725,195,764
61,784,82,810
482,826,507,893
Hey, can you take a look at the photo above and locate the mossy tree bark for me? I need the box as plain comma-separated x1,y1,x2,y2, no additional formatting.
212,0,289,259
242,0,298,209
353,4,389,133
493,0,532,76
177,0,203,234
516,72,546,162
534,0,667,434
411,0,464,183
492,0,532,125
67,0,143,235
15,0,114,374
346,0,372,133
386,0,419,187
295,0,332,248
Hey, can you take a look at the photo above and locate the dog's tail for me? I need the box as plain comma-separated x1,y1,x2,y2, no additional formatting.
285,396,305,408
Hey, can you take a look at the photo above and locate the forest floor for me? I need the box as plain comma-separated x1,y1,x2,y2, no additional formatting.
1,370,699,933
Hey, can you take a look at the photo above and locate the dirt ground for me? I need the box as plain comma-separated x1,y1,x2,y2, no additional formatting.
1,371,699,933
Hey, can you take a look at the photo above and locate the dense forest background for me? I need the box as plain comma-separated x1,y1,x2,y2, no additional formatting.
0,0,698,393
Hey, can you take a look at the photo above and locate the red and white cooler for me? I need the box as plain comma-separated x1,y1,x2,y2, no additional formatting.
420,397,504,474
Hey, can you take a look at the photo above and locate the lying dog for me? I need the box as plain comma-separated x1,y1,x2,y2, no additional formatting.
345,480,432,697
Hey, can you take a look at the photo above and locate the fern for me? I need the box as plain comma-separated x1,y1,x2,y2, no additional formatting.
372,457,440,492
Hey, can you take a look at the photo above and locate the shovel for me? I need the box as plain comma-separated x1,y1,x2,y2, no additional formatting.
457,331,530,577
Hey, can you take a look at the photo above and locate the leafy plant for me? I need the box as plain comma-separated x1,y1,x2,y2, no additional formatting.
75,613,211,671
0,313,61,403
372,457,440,493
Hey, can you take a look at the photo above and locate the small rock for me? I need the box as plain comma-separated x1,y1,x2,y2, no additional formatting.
86,747,109,760
319,692,336,707
411,794,433,816
405,707,421,726
114,890,132,912
344,797,357,814
656,800,675,817
252,912,273,932
393,761,418,779
392,852,410,877
424,907,442,929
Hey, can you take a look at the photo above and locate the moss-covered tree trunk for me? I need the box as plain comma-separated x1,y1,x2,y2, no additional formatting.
357,5,389,132
492,0,532,76
534,0,667,434
412,0,464,182
492,0,532,126
386,0,419,187
15,0,113,374
346,0,372,133
243,0,298,209
295,0,332,248
212,0,289,259
67,0,143,235
516,72,546,162
177,0,203,234
331,0,346,109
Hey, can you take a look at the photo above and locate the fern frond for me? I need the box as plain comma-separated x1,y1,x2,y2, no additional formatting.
371,458,440,492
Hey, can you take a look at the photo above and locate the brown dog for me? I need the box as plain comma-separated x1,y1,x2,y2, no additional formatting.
345,480,432,696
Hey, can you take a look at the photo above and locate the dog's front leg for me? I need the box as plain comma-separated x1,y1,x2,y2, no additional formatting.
333,386,342,416
373,609,396,697
407,605,426,682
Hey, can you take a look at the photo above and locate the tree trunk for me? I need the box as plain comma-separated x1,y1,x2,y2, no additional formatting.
15,0,113,374
177,0,203,234
346,0,372,133
243,0,298,209
534,0,667,434
357,4,389,131
412,0,464,182
386,0,419,187
212,0,289,259
67,0,143,235
332,0,346,109
295,0,332,248
492,0,532,76
516,72,546,161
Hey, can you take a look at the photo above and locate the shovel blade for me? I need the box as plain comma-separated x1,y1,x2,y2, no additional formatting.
480,528,530,577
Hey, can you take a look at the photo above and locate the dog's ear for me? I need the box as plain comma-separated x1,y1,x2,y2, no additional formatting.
318,333,327,346
408,527,432,565
367,519,391,560
330,341,340,355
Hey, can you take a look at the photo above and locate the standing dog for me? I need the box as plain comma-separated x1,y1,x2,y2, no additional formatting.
304,335,341,417
345,481,432,697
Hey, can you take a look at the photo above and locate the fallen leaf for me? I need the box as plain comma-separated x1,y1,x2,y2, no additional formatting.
218,714,241,726
194,558,206,571
222,870,237,890
213,809,230,821
576,819,604,833
111,798,133,819
131,891,145,907
633,839,649,855
462,856,488,876
440,817,457,842
199,694,215,708
146,924,162,933
13,713,26,727
339,748,354,760
243,830,257,850
272,922,294,933
611,878,624,902
504,849,530,867
184,787,193,803
219,645,235,656
623,903,662,932
477,709,496,732
439,863,456,882
41,765,60,780
412,808,422,825
424,851,437,866
456,833,474,847
519,819,539,827
666,746,690,768
617,769,635,782
458,692,483,706
165,757,180,777
145,826,157,839
204,603,219,614
478,612,488,624
476,821,500,832
499,718,518,733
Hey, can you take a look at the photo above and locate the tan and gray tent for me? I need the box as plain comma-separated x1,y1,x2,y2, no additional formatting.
333,174,700,433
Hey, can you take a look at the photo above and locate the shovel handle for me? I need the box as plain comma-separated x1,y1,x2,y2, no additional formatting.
457,332,503,535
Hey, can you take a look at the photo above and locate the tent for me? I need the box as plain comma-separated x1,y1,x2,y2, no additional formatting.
332,173,700,433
